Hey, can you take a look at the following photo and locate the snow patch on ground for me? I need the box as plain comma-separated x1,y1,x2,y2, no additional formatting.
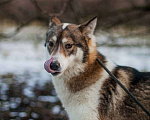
0,40,150,98
0,40,150,77
0,40,51,83
98,46,150,71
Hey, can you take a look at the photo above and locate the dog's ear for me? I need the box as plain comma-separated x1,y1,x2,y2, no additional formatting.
49,16,61,27
79,16,97,38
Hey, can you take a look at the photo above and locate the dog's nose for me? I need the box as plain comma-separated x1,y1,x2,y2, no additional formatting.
50,60,60,71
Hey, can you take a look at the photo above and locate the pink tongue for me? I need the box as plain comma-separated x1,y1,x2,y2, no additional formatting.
44,57,55,73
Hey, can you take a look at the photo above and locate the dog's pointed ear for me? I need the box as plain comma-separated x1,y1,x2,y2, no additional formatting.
79,16,97,38
49,16,61,28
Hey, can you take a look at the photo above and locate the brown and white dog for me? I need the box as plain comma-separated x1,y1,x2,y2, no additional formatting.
44,16,150,120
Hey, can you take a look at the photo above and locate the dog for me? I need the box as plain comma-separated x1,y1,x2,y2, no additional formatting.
44,16,150,120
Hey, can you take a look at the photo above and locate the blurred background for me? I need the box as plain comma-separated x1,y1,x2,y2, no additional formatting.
0,0,150,119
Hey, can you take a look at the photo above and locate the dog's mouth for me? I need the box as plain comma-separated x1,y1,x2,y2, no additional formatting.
44,57,61,76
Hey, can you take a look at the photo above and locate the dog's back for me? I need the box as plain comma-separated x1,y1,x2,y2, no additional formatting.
99,66,150,120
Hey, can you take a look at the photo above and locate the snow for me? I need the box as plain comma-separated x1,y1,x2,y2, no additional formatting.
19,112,27,117
1,94,7,100
0,40,149,76
98,46,150,71
31,112,39,119
23,87,34,97
10,102,18,109
15,97,21,103
38,95,59,103
0,41,48,74
0,38,150,98
0,40,51,87
52,105,61,114
0,35,149,116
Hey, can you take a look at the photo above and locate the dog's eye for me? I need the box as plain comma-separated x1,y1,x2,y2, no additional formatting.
65,44,72,49
49,41,54,47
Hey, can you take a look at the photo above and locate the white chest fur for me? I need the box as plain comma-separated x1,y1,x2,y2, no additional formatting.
52,60,116,120
52,77,101,120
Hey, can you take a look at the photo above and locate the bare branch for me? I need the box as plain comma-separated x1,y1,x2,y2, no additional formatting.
98,28,150,46
0,28,19,38
116,28,150,38
0,0,14,5
33,0,68,16
0,17,36,38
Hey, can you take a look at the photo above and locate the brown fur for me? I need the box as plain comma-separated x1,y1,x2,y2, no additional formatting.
46,17,150,120
67,52,106,93
50,16,61,26
99,67,150,120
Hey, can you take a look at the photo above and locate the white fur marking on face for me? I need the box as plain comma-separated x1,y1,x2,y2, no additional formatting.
75,48,84,62
62,23,69,29
52,36,57,41
62,38,68,43
63,48,84,77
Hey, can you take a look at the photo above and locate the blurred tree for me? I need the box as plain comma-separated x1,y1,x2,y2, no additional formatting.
0,0,150,38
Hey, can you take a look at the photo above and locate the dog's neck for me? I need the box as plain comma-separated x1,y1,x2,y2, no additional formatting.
65,51,106,93
52,48,107,92
51,52,116,120
52,37,106,92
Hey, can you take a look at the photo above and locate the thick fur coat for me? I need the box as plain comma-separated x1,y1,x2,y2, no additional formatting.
44,16,150,120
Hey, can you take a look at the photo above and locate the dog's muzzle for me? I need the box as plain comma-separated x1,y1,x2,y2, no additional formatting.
44,57,61,76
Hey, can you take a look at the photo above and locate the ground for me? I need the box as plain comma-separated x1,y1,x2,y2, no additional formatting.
0,25,150,120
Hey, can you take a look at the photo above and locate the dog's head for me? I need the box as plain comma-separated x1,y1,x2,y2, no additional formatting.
44,16,97,77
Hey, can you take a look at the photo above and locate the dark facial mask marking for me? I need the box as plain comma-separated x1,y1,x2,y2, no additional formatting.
45,24,89,63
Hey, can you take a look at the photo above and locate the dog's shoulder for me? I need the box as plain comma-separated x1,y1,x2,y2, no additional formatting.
112,66,150,119
114,65,150,85
99,65,150,119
